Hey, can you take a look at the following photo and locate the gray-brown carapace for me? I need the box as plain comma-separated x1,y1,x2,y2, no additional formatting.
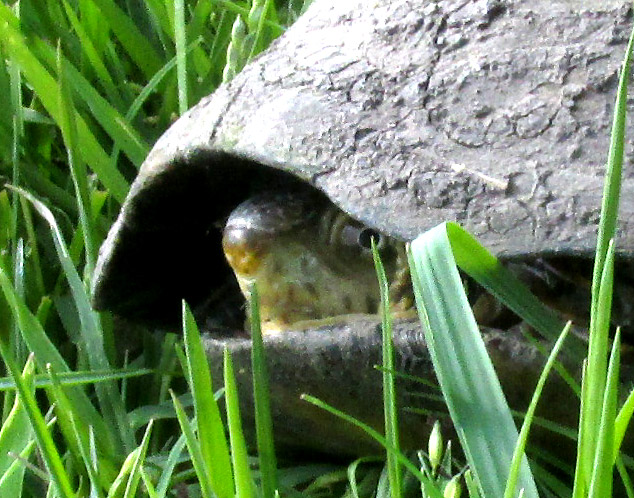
92,0,634,456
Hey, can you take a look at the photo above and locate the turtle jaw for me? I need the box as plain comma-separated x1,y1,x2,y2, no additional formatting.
224,238,388,334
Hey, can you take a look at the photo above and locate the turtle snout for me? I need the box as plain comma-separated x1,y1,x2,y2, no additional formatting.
222,227,268,277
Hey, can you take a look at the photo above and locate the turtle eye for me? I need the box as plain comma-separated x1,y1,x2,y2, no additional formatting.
338,224,384,252
358,228,382,250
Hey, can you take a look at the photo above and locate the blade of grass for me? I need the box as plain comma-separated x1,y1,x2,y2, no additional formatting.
169,392,214,498
572,360,590,497
347,457,383,498
174,0,188,115
182,301,234,498
575,239,616,496
249,283,278,498
0,264,115,456
224,348,254,498
442,223,585,361
154,433,188,498
464,469,481,498
123,420,154,498
46,363,112,495
616,457,634,498
590,9,634,312
0,5,129,202
614,385,634,460
0,347,74,497
56,43,98,279
301,394,444,498
409,222,539,498
11,186,134,451
88,0,162,78
504,322,571,498
588,330,620,498
60,0,120,104
0,357,34,480
577,13,634,493
0,368,152,392
372,241,401,498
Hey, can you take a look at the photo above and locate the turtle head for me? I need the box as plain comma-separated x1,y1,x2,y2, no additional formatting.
222,190,408,333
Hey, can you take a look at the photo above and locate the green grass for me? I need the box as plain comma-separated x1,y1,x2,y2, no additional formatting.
1,0,634,496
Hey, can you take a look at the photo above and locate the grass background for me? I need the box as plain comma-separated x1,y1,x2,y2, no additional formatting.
1,0,634,496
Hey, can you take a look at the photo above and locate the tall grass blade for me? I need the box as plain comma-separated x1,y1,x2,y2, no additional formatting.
409,222,539,498
372,241,402,498
56,44,97,279
224,348,255,498
572,360,589,497
46,363,114,494
504,322,571,498
576,17,634,496
0,357,34,492
174,0,188,115
588,328,620,498
123,420,154,498
88,0,162,78
182,301,234,498
11,186,133,450
0,4,129,202
590,15,634,311
0,346,75,497
154,433,187,498
575,239,615,496
249,283,279,498
169,392,214,498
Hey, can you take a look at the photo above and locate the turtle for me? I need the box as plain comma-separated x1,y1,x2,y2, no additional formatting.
92,0,634,456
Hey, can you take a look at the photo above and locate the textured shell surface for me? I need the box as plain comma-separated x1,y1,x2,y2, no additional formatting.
93,0,634,322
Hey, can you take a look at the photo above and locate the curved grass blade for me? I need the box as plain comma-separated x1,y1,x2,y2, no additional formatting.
10,186,133,450
123,420,154,498
0,4,129,202
249,284,279,498
441,223,584,361
409,222,539,498
301,394,444,498
170,392,214,498
182,301,234,498
504,322,571,498
0,346,75,497
0,357,34,489
0,265,114,455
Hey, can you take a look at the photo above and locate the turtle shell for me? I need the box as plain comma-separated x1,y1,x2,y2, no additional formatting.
91,0,634,459
93,0,634,325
